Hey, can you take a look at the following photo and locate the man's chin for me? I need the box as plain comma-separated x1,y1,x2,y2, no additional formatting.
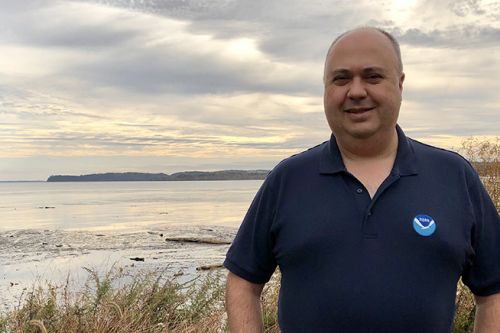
339,122,398,141
343,126,379,140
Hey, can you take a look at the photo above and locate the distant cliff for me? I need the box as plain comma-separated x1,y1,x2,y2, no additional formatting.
47,170,269,182
168,170,268,181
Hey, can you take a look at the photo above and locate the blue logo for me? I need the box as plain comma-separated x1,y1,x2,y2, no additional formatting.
413,214,436,237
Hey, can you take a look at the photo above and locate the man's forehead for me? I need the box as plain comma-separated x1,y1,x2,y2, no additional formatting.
332,28,394,54
338,27,388,41
326,29,399,70
330,66,387,74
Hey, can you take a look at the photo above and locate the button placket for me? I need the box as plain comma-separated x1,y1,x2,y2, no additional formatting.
362,174,401,238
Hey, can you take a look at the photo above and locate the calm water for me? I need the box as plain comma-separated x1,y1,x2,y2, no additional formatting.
0,181,264,311
0,180,263,231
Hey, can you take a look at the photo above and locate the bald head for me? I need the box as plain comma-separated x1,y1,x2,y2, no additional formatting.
324,27,403,82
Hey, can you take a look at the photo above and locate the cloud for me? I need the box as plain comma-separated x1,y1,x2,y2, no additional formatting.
397,25,500,48
2,1,322,96
0,1,140,48
0,0,499,180
78,0,389,62
1,83,328,159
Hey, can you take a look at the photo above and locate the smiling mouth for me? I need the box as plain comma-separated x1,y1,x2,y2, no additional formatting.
344,107,374,114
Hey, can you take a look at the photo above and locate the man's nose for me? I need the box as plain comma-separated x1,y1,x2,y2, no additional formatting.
347,77,367,100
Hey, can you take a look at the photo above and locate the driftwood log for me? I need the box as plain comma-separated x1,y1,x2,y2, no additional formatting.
164,237,231,245
196,263,224,271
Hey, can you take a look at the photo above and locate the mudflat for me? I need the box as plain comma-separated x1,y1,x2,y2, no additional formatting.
0,225,236,312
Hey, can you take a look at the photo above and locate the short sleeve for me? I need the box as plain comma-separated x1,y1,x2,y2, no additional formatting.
224,176,278,284
461,172,500,296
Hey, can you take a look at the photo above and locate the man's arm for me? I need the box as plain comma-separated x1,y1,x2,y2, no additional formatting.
474,293,500,333
226,272,265,333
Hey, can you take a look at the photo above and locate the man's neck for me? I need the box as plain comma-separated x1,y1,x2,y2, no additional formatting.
336,128,399,162
335,128,399,198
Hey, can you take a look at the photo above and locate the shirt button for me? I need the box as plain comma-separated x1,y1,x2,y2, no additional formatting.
356,188,363,194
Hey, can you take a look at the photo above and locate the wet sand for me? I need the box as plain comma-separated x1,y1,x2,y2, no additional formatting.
0,225,236,312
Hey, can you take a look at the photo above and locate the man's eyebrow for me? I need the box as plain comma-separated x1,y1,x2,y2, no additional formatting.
328,69,350,76
362,67,386,73
328,67,387,75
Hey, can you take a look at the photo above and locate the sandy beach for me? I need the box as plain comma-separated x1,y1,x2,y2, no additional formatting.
0,225,236,312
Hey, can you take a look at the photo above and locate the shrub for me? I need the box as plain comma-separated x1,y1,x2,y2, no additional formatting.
452,137,499,332
461,137,500,210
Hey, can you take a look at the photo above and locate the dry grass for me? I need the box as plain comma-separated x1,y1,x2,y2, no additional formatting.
452,137,499,333
261,273,280,333
453,280,477,333
0,267,227,333
0,268,282,333
461,137,500,210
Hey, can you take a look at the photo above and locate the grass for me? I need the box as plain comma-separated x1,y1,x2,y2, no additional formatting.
0,267,227,333
0,267,280,333
1,137,498,333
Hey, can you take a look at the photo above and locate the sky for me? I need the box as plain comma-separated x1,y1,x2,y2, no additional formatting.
0,0,499,180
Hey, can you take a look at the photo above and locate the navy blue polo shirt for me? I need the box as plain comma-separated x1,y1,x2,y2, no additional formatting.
224,125,500,333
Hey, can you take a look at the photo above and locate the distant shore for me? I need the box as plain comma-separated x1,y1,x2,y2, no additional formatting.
47,170,270,182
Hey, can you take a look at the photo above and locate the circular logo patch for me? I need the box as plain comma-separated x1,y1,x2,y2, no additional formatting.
412,214,436,237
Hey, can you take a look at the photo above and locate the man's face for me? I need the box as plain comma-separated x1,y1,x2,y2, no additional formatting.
323,29,405,141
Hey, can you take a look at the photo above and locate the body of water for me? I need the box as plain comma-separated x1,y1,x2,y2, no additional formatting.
0,180,263,311
0,180,262,231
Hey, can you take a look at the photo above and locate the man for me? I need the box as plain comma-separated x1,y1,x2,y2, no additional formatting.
224,27,500,332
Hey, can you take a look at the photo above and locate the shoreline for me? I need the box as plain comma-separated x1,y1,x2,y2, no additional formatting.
0,225,236,312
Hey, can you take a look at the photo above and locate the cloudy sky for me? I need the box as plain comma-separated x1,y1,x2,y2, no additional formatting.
0,0,499,180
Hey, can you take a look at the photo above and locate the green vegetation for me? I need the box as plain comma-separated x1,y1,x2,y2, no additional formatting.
2,138,498,333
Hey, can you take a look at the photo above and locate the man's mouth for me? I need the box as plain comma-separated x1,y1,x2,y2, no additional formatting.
344,107,374,114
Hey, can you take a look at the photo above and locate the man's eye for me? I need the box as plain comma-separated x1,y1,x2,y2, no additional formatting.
366,74,383,82
333,77,349,85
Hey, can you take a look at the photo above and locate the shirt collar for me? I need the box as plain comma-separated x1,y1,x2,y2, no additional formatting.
319,124,418,176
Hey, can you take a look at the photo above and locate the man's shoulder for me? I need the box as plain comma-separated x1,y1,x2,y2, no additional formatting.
408,137,476,174
268,140,329,179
